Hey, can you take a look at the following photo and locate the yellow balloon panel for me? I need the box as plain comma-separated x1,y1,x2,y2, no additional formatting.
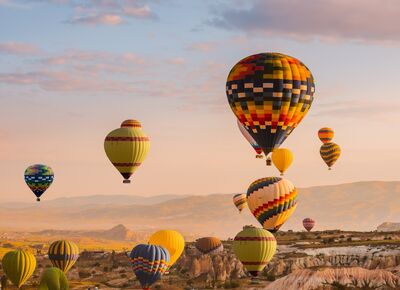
148,230,185,266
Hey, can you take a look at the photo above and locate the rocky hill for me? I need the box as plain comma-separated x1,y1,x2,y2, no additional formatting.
377,222,400,232
264,267,400,290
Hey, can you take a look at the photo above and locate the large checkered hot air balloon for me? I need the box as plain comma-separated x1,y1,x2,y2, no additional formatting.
226,53,315,156
24,164,54,201
247,177,298,232
104,119,150,183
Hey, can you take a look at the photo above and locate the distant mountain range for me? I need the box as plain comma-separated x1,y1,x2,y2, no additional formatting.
1,181,399,239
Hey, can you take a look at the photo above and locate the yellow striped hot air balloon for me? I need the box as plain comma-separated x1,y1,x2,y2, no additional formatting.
318,127,334,144
320,142,341,170
271,148,293,175
148,230,185,267
233,226,276,277
2,250,36,288
48,240,79,273
104,119,150,183
247,177,297,232
233,193,247,213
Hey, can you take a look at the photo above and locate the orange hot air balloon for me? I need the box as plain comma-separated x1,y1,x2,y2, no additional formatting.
318,127,334,144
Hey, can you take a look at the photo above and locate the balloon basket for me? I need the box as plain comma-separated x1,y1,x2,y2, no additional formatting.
36,197,40,202
256,155,263,159
328,168,332,171
123,179,131,184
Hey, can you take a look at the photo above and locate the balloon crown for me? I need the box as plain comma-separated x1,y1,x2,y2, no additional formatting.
121,119,142,128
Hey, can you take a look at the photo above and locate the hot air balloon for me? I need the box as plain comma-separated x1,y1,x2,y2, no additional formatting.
130,244,169,290
247,177,297,232
48,240,79,273
148,230,185,267
303,218,315,232
318,127,334,144
237,120,263,158
226,53,315,156
2,250,36,288
104,119,150,183
320,142,341,170
233,193,247,213
271,148,293,175
233,226,276,277
24,164,54,201
38,267,69,290
195,237,223,255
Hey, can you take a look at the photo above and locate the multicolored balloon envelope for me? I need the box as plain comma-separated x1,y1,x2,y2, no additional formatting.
247,177,298,232
271,148,293,175
104,119,150,183
38,267,69,290
48,240,79,273
148,230,185,267
233,193,247,213
130,244,170,290
226,53,316,156
2,250,36,288
320,142,341,170
233,226,276,277
24,164,54,201
237,119,263,158
195,237,223,255
303,218,316,232
318,127,334,144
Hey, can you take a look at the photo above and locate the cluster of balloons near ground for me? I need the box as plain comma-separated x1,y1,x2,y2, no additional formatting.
1,240,78,289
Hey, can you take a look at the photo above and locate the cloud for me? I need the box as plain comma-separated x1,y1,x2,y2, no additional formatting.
187,41,219,52
209,0,400,43
66,0,157,25
312,100,400,120
0,42,41,55
70,14,123,25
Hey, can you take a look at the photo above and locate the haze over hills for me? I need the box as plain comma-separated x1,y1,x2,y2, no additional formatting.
1,181,399,239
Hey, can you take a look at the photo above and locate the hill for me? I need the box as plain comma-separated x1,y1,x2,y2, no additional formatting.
0,181,399,238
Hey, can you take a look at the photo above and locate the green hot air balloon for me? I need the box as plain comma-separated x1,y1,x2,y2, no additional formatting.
38,267,69,290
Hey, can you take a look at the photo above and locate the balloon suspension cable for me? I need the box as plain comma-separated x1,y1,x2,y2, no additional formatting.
36,197,41,202
123,179,131,184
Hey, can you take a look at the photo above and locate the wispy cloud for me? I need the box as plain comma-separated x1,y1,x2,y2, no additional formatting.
187,41,219,52
70,14,123,25
209,0,400,43
0,42,41,55
67,0,157,25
